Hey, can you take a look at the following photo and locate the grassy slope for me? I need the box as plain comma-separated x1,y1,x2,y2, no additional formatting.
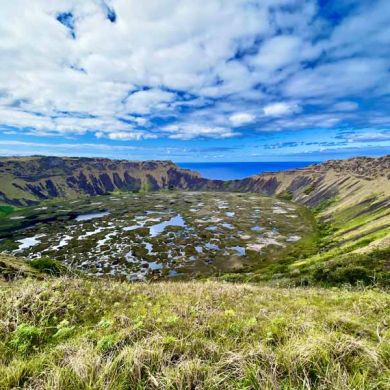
0,277,389,390
217,199,390,287
254,168,390,286
0,254,42,284
279,192,390,287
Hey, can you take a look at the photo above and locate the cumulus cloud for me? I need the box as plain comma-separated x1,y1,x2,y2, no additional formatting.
163,124,239,140
229,113,256,127
263,102,301,117
124,89,176,114
0,0,389,144
250,36,303,70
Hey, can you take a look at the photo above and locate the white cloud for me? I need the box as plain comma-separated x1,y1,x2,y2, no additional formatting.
332,101,358,111
250,35,303,70
0,0,389,142
263,113,342,131
163,124,239,140
229,113,256,127
263,102,300,117
324,0,390,59
96,131,156,141
124,89,176,114
343,131,390,143
284,58,389,99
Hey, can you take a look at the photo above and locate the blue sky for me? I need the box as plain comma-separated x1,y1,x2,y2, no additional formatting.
0,0,389,162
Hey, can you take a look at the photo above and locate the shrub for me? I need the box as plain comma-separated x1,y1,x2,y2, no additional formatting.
311,248,390,286
303,185,315,195
29,257,67,276
278,190,293,201
97,335,117,352
0,205,14,218
9,324,43,354
329,265,372,284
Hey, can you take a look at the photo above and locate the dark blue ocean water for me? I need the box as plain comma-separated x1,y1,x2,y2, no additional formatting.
178,162,317,180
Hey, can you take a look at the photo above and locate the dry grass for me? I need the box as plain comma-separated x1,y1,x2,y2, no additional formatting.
0,277,389,389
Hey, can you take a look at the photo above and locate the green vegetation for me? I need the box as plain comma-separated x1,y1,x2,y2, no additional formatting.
29,257,69,276
312,198,337,213
302,185,315,195
0,278,389,389
261,247,390,287
277,190,293,201
0,192,315,279
0,254,42,283
139,180,151,193
237,205,390,287
311,248,390,285
0,205,14,218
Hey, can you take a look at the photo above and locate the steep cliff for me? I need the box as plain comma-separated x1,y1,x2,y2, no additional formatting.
228,155,390,207
227,156,390,253
0,156,223,206
1,155,389,210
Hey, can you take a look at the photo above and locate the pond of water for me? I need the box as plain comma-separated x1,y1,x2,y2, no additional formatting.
16,234,45,251
75,211,110,222
149,214,186,237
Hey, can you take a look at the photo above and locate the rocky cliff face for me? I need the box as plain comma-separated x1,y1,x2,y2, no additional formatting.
227,155,390,208
0,155,389,210
0,156,224,206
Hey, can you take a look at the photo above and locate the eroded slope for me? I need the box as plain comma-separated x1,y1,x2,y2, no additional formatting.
0,156,220,206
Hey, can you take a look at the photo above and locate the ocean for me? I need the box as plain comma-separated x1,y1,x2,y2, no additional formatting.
177,161,317,180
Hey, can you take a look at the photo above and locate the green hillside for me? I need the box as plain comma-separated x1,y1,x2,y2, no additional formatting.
1,278,389,390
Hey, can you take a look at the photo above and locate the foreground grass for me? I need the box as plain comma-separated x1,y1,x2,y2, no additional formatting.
0,278,389,389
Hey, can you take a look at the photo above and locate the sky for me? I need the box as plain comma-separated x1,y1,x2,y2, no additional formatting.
0,0,389,162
